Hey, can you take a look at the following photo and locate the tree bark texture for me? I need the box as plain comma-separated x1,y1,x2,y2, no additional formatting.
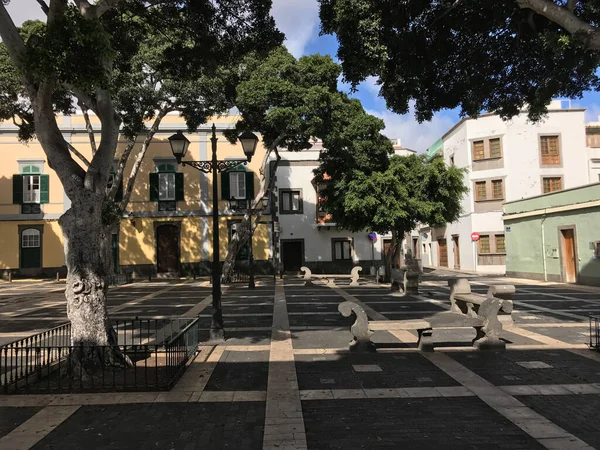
60,194,111,347
384,229,404,282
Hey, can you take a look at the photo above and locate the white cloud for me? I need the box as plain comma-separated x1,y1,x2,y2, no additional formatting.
367,102,456,154
271,0,319,58
5,0,46,26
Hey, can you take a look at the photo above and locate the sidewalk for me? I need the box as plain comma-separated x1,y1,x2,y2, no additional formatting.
1,278,600,449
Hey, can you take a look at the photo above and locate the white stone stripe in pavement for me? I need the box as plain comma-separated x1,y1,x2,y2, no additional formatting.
422,352,593,449
0,405,80,450
263,281,307,450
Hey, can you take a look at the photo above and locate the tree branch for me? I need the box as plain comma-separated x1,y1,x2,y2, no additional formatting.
35,0,50,15
116,108,169,211
517,0,600,50
73,0,123,18
0,4,30,86
80,102,98,155
67,143,91,167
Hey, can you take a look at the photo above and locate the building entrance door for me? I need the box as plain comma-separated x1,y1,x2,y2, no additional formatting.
281,240,304,272
560,228,577,283
438,239,448,267
452,236,460,270
156,224,179,273
383,239,401,268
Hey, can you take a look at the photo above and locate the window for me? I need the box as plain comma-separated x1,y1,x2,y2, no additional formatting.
472,140,485,161
281,190,302,213
333,239,352,260
475,181,487,201
594,241,600,259
22,229,40,248
540,135,560,166
495,234,506,254
450,156,455,166
230,172,246,199
479,235,490,254
492,179,504,200
23,175,40,203
159,173,176,201
542,177,562,194
489,138,502,158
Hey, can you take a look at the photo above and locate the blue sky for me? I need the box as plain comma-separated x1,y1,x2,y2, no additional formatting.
7,0,600,152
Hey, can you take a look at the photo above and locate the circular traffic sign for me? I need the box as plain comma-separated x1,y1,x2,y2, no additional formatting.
471,232,480,242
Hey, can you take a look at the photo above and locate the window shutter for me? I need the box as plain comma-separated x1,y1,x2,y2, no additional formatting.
245,171,254,200
115,181,124,202
149,173,159,201
175,173,184,201
221,172,230,199
40,175,50,204
12,175,23,204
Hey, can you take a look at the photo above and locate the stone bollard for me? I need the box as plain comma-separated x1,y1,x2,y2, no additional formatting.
56,272,60,282
8,272,12,283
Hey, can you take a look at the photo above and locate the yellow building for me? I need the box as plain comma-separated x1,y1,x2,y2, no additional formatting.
0,113,273,279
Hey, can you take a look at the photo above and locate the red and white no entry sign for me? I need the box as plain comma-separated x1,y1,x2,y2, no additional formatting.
471,232,480,242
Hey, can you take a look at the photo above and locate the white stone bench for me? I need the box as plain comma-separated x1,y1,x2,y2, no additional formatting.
300,266,362,287
338,280,515,352
390,268,419,295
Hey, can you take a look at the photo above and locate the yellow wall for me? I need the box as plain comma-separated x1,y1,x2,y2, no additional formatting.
0,114,271,272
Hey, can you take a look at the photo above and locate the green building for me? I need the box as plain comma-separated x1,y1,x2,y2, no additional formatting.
503,183,600,286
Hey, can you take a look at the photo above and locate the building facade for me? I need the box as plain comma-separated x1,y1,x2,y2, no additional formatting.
503,183,600,286
0,113,272,279
586,118,600,183
421,102,589,274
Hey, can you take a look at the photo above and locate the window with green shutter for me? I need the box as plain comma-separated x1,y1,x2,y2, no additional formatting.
12,175,23,204
39,175,49,204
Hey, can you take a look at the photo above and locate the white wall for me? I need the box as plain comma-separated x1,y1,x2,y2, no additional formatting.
275,151,383,267
430,108,588,275
588,147,600,183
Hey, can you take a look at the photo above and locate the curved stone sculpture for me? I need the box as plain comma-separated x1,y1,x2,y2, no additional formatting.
338,301,375,352
472,297,505,350
300,266,313,286
448,278,472,313
349,266,362,286
487,284,515,325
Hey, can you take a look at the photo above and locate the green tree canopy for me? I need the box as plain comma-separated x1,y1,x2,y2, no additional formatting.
319,0,600,121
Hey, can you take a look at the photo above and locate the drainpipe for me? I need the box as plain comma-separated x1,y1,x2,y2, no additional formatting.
541,213,548,282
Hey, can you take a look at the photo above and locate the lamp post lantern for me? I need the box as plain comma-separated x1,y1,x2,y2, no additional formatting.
169,124,257,341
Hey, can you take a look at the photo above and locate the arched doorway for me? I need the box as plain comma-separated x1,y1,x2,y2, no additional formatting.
156,224,179,273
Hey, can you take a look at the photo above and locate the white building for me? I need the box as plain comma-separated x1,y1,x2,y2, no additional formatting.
586,118,600,183
422,101,589,274
271,139,415,274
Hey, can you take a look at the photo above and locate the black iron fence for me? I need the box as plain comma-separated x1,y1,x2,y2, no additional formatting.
109,272,133,286
589,315,600,350
1,317,200,394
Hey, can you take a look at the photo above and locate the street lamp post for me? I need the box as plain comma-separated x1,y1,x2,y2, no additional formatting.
169,124,258,341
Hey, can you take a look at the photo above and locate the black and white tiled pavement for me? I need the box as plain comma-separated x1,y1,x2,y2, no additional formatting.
1,276,600,449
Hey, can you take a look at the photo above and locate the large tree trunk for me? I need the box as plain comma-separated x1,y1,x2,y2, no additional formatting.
60,195,111,347
384,229,404,282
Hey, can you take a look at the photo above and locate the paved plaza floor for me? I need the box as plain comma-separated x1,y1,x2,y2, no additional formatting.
1,274,600,449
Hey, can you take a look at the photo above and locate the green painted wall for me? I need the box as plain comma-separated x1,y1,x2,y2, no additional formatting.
504,183,600,214
505,207,600,285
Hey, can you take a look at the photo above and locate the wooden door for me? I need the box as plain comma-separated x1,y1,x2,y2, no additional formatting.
561,229,577,283
452,236,460,269
157,224,179,273
438,239,448,267
282,241,303,272
383,239,401,268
